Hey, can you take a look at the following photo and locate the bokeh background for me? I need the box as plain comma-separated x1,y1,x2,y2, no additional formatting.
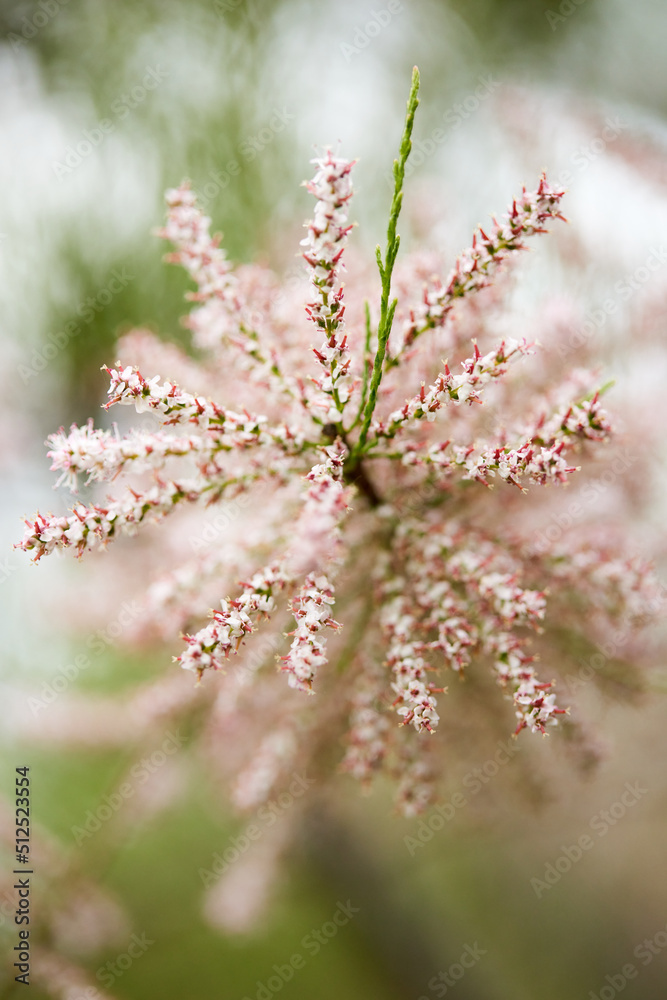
2,1,667,998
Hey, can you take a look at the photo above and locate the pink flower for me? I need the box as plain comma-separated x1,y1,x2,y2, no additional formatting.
18,71,661,822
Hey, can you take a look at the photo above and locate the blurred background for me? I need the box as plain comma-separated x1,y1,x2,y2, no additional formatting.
2,0,667,997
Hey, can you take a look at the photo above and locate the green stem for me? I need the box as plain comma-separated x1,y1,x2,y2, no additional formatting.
351,299,373,429
351,66,420,460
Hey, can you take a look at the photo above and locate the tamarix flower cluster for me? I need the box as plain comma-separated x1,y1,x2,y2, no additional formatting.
18,70,661,820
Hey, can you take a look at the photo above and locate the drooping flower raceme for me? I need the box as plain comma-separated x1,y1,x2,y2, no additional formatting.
18,70,661,818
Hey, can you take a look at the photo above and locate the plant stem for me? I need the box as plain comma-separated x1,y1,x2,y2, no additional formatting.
351,299,373,429
351,66,420,461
